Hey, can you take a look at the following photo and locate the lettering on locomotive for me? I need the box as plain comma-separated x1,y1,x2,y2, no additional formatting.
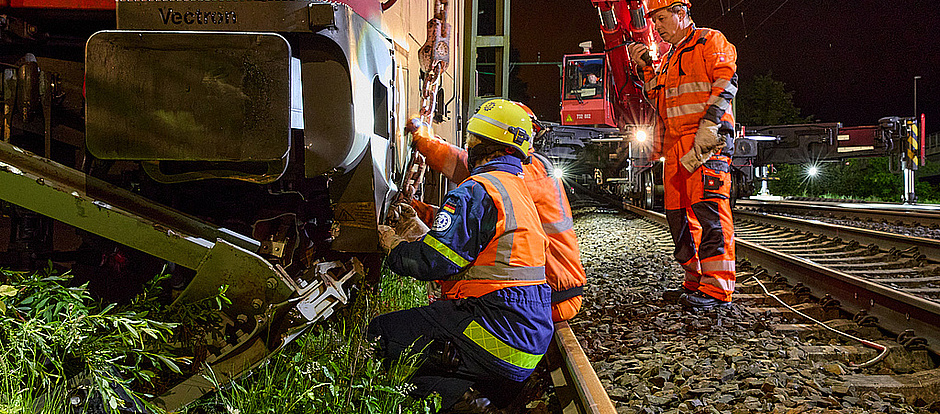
158,8,236,25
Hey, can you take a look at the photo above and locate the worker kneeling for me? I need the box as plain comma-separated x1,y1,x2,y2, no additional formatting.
368,99,552,413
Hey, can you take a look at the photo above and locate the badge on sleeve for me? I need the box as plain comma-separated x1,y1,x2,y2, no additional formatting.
432,211,453,232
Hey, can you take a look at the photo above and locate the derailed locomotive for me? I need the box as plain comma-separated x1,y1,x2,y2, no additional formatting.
1,0,459,409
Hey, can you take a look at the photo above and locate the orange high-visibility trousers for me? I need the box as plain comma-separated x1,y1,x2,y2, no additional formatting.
663,139,735,302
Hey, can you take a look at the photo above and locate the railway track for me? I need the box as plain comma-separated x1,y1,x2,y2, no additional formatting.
736,198,940,230
547,322,617,414
729,209,940,356
622,204,940,411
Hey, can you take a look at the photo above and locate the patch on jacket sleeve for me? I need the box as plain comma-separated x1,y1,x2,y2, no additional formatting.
432,211,453,232
442,202,456,214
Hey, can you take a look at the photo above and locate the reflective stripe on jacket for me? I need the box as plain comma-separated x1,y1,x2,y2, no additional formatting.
387,155,554,380
643,27,737,154
528,153,586,306
412,128,586,307
439,170,549,299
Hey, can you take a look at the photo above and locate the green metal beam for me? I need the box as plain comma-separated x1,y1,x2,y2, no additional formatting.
463,0,512,116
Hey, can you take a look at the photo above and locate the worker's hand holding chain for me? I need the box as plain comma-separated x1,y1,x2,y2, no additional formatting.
394,203,430,242
405,115,427,135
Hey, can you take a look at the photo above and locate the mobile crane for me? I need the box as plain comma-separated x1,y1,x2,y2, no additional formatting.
537,0,926,208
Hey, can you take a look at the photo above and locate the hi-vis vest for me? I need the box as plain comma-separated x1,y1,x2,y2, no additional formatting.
528,154,586,303
439,171,548,300
643,27,737,154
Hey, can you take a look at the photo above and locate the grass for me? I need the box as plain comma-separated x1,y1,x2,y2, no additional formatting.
185,269,439,414
0,265,438,413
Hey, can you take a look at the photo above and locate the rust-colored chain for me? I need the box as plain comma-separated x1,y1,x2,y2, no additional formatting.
399,0,450,204
418,0,450,123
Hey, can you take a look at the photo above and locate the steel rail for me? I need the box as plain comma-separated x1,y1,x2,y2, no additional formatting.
736,198,940,229
626,204,940,357
551,321,617,414
735,209,940,263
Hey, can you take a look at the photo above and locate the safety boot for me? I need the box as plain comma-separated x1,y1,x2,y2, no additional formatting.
679,291,732,311
662,287,695,302
448,388,505,414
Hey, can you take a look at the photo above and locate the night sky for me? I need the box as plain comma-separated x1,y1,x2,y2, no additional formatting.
511,0,940,131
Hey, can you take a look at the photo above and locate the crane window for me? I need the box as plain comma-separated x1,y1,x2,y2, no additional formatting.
564,57,605,100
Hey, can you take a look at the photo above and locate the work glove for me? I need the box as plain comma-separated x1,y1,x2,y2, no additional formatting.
427,281,443,303
679,119,725,173
405,116,435,146
394,203,430,242
377,225,405,254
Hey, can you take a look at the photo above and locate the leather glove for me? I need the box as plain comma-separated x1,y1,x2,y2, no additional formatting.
394,203,430,242
405,116,435,147
680,119,725,173
405,115,426,134
427,281,443,303
377,225,405,254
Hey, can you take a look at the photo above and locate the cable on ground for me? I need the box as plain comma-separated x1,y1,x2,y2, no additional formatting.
746,274,889,369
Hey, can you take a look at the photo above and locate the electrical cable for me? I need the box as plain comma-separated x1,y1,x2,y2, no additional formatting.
747,274,889,369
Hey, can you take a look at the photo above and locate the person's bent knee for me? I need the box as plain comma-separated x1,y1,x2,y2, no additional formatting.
551,296,582,322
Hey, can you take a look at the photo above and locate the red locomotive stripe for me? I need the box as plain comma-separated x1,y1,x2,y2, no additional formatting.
9,0,115,10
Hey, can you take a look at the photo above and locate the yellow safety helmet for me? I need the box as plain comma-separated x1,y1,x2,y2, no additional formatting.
466,98,533,158
645,0,690,17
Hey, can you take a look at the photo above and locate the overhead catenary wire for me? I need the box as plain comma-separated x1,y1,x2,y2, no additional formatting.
752,0,791,32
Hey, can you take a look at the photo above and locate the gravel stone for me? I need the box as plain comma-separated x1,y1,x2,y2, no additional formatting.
567,208,939,414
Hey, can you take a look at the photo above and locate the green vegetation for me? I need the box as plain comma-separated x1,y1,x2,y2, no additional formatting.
0,266,183,413
767,158,940,204
736,72,814,126
736,72,940,203
185,270,439,414
0,266,437,413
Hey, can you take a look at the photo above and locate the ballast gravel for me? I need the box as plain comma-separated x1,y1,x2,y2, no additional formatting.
567,207,940,414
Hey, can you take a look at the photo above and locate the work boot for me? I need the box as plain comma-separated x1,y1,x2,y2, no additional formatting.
662,287,695,302
449,388,504,414
679,291,732,311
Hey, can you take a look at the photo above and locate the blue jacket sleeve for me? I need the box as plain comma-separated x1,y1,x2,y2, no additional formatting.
386,180,497,281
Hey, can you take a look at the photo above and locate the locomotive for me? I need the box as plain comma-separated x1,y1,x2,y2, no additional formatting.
1,0,461,409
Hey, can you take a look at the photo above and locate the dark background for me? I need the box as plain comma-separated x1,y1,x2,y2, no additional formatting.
510,0,939,130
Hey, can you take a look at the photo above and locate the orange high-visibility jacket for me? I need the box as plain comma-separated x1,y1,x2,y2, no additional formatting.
527,153,586,310
412,128,586,313
439,171,548,299
642,27,737,155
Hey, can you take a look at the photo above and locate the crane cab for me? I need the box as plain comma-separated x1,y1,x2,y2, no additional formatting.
560,53,617,128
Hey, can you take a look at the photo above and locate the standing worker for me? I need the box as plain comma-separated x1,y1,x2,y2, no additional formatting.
368,99,553,413
627,0,737,310
404,102,586,322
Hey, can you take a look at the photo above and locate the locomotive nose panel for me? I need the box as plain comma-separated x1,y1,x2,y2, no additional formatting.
85,30,292,162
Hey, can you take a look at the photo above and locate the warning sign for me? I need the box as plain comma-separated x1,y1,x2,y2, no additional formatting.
334,202,377,229
906,119,920,170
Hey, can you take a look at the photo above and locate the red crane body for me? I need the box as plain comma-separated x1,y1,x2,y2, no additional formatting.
561,0,667,132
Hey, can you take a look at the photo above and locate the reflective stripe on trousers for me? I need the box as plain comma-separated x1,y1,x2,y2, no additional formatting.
463,320,543,370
